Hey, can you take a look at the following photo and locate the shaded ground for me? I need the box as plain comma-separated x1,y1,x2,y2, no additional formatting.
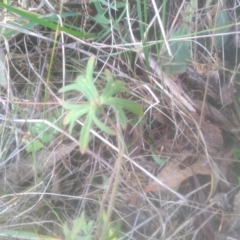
1,0,240,239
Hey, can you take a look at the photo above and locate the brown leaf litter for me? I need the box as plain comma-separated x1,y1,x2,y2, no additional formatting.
0,141,78,192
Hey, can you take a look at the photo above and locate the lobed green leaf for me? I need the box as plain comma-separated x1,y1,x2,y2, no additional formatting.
26,139,44,154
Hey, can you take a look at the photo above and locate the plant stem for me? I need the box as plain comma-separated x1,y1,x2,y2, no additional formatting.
98,111,124,240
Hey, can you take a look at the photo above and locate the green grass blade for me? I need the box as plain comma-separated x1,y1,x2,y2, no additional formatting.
0,230,60,240
0,3,96,39
80,111,94,154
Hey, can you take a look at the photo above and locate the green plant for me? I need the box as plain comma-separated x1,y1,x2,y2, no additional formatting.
99,210,121,240
63,212,93,240
162,23,192,77
150,147,165,166
23,109,62,153
213,9,231,50
161,0,197,78
63,212,121,240
59,56,143,154
0,229,60,240
0,2,95,39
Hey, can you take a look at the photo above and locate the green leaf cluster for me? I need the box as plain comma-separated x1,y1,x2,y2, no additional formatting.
63,212,93,240
59,57,143,153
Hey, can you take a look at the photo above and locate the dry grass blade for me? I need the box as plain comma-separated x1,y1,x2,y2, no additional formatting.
140,53,196,112
1,0,240,239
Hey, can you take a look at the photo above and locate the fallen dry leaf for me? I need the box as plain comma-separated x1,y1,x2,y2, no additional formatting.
192,99,233,131
219,83,235,106
208,70,220,90
145,157,211,193
187,111,224,154
200,120,224,153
